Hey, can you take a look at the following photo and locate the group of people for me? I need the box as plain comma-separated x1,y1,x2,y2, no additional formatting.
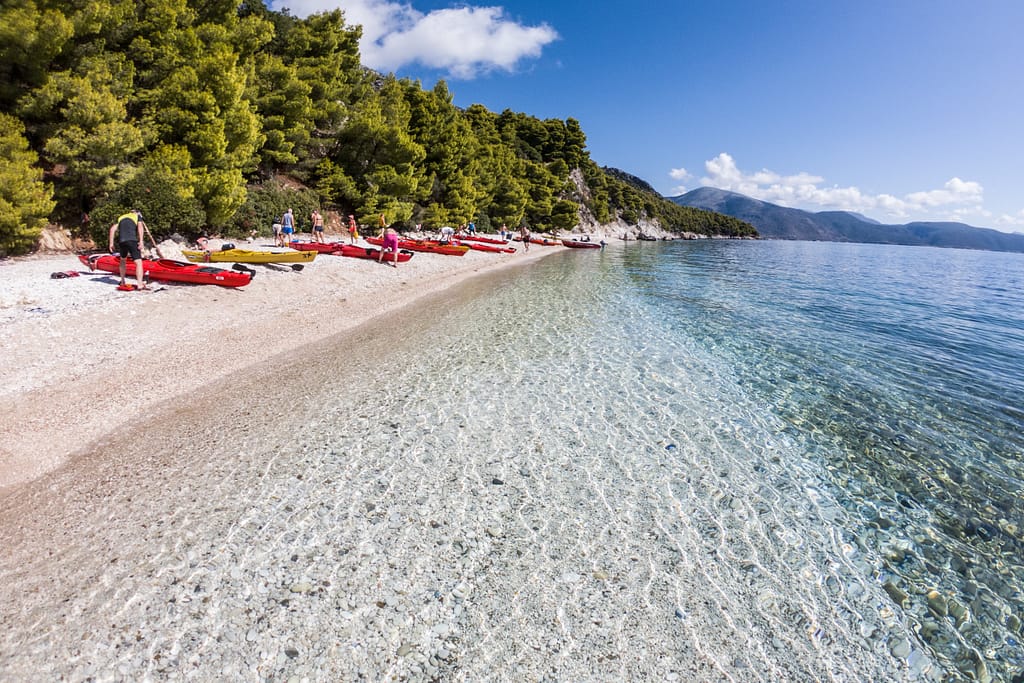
106,207,537,283
271,208,316,247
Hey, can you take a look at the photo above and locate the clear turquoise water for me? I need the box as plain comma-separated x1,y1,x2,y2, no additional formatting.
615,239,1024,680
289,239,1021,680
9,239,1019,681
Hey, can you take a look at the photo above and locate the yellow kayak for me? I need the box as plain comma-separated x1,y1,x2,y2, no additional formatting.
182,249,317,264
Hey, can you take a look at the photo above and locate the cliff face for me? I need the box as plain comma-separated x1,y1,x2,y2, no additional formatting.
566,168,757,240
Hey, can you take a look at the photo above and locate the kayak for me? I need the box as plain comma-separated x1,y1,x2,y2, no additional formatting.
455,234,511,246
452,239,516,254
289,241,346,253
366,236,468,256
334,244,414,262
181,249,317,264
513,236,562,246
562,239,602,249
79,254,252,287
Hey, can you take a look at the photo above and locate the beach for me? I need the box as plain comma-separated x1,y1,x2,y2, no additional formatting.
0,237,553,491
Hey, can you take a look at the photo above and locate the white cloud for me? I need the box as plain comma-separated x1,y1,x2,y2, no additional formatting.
272,0,558,78
995,209,1024,230
688,152,988,223
668,167,691,194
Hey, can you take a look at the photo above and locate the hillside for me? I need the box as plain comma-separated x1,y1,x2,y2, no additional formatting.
672,187,1024,253
0,2,753,255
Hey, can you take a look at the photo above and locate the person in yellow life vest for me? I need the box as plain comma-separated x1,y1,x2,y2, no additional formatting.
108,210,148,290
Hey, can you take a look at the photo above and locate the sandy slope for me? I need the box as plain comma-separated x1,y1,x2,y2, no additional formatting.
0,236,554,491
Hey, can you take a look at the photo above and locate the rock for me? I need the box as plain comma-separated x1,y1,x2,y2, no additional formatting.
926,590,947,617
882,581,909,608
889,638,911,658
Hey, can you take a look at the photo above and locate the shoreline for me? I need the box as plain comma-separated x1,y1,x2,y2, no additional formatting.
0,236,561,493
0,238,926,682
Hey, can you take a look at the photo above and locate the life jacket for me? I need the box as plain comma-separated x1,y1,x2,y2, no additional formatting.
117,212,140,243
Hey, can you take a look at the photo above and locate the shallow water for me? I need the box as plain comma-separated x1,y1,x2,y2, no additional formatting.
616,240,1024,681
3,240,1021,681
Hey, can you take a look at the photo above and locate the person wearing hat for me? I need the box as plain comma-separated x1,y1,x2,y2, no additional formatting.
108,210,148,290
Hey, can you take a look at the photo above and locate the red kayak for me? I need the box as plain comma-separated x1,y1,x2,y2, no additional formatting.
452,239,516,254
513,236,562,246
334,244,414,262
455,234,511,246
79,254,252,287
562,239,602,249
289,241,346,253
366,236,468,256
291,241,414,262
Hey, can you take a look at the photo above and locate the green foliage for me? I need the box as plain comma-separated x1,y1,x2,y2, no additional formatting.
89,144,204,242
0,2,75,112
0,114,55,255
26,53,144,220
229,178,320,239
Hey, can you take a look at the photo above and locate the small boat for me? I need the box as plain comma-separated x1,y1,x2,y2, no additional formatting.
366,236,468,256
455,234,512,246
513,236,561,246
79,254,252,287
289,240,346,253
452,239,516,254
181,249,317,264
562,238,602,249
334,244,415,262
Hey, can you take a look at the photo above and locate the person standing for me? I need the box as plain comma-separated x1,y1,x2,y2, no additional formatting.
348,214,360,244
378,227,400,267
281,208,295,245
519,224,530,252
500,223,508,240
311,209,324,243
108,210,147,289
378,212,387,237
467,220,476,236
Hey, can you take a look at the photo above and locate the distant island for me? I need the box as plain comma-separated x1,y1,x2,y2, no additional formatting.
671,187,1024,254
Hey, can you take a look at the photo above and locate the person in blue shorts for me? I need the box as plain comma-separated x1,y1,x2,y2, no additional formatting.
281,208,295,244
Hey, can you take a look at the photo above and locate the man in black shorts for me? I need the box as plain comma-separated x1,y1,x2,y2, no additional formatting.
108,210,148,289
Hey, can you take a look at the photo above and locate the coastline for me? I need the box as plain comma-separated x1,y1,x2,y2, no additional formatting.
0,238,932,682
0,236,557,492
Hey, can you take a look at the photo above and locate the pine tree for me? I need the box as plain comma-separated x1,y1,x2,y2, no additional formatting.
0,113,55,255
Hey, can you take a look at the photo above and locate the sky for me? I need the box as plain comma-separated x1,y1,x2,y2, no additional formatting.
272,0,1024,232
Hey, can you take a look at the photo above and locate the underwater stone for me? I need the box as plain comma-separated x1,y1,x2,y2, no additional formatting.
926,590,948,617
883,581,909,608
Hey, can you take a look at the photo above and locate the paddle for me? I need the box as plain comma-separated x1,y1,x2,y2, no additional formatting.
231,263,257,279
257,262,304,272
141,220,164,258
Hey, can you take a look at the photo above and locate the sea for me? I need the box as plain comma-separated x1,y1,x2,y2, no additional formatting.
330,238,1020,681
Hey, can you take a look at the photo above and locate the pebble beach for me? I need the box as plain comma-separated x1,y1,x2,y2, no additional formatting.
0,236,936,682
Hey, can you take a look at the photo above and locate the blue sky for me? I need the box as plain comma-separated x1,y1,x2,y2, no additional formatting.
276,0,1024,232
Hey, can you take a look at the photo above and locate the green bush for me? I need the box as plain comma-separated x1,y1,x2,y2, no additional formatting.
229,180,321,238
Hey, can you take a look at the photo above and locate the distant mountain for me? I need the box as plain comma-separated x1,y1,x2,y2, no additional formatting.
671,187,1024,254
